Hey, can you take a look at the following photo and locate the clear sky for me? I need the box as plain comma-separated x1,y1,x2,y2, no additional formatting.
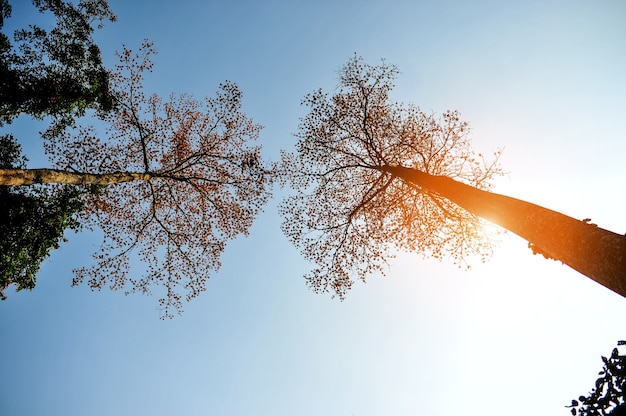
2,1,626,415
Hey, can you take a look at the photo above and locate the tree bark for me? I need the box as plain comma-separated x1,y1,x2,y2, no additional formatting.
0,168,152,186
382,165,626,298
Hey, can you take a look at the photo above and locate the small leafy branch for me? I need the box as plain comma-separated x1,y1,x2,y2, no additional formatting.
567,341,626,416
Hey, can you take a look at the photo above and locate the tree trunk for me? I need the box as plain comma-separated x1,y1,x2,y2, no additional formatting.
382,165,626,298
0,168,152,186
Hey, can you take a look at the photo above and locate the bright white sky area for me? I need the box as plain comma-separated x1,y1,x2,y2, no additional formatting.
1,1,626,415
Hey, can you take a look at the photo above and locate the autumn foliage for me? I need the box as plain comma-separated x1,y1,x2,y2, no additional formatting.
279,56,503,299
41,41,271,318
279,55,626,301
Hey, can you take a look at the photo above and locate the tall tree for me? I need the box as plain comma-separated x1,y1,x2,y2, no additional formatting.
567,341,626,416
279,56,626,299
0,42,272,318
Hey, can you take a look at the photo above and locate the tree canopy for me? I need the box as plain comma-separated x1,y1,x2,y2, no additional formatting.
0,42,272,318
0,0,115,298
279,55,626,299
0,0,116,136
279,56,503,298
0,135,83,299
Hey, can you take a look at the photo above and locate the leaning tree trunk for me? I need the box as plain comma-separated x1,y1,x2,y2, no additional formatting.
0,168,152,186
382,165,626,298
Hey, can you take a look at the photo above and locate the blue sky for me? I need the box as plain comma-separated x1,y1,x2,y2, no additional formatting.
2,1,626,415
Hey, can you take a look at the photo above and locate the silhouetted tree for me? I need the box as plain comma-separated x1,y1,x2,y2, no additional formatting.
0,43,272,318
279,56,626,299
567,341,626,416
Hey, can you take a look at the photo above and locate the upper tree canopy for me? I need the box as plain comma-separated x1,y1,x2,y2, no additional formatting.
280,55,626,300
0,0,116,136
37,42,272,318
279,56,503,298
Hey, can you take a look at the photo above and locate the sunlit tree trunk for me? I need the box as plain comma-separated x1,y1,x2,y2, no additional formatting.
382,165,626,298
0,168,152,186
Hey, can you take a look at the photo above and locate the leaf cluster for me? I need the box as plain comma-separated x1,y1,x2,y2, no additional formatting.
279,55,503,299
0,0,116,136
567,341,626,416
0,134,83,299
